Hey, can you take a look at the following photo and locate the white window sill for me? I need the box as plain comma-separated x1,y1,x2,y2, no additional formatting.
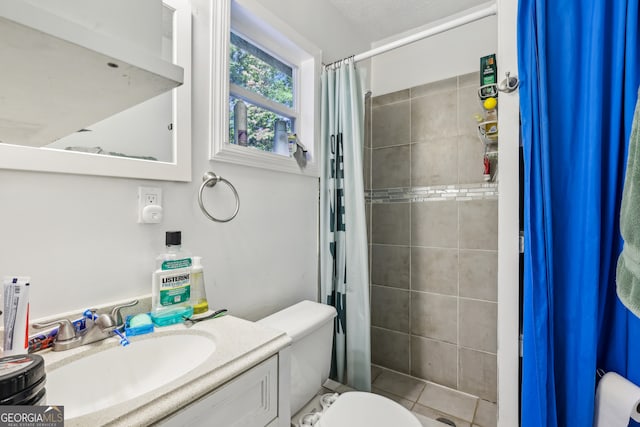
211,143,319,177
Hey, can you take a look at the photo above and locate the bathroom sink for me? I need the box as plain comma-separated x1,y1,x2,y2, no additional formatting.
45,332,216,420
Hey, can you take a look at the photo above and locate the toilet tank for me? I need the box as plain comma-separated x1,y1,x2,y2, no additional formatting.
258,300,336,415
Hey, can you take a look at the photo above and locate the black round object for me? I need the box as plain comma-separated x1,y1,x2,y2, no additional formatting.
166,231,182,246
0,354,46,405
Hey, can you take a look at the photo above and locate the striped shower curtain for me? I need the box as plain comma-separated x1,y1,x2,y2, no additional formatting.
320,58,371,391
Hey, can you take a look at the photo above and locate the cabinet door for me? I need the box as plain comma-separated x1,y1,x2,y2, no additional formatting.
159,355,278,427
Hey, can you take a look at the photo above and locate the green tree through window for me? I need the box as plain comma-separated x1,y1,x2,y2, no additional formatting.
229,33,294,153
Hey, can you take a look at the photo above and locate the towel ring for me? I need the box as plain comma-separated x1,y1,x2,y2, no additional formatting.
198,172,240,223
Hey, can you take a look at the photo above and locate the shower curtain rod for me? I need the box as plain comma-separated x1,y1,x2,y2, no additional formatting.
349,2,497,64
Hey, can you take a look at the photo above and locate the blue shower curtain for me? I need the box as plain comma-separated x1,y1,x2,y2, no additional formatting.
518,0,640,426
320,58,371,392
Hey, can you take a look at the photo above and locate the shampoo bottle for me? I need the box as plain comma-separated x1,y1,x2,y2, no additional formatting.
151,231,194,326
190,257,209,315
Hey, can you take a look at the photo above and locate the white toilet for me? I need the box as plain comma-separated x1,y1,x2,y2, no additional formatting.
259,300,422,427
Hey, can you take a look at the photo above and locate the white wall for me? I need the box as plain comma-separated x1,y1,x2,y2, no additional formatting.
257,0,370,63
496,0,520,425
0,0,367,321
25,0,163,55
370,15,497,95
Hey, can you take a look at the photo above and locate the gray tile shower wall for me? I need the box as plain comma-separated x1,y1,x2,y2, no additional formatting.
366,72,498,403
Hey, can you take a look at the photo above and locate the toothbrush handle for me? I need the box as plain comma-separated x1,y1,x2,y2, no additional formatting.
83,309,98,320
113,329,130,346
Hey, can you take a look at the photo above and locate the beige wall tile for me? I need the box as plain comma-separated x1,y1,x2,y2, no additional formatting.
371,244,410,289
459,299,497,353
371,326,410,374
372,203,410,245
411,139,459,186
372,101,411,148
459,250,498,301
411,336,458,389
411,247,458,295
411,90,458,142
411,292,458,343
372,145,411,188
371,285,410,332
459,348,497,402
412,201,458,248
459,199,498,250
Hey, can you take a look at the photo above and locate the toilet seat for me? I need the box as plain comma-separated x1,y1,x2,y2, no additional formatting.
317,392,422,427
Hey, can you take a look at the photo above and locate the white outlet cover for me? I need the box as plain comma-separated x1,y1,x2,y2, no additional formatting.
138,186,162,223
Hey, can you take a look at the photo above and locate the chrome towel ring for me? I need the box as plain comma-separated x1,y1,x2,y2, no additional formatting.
198,172,240,223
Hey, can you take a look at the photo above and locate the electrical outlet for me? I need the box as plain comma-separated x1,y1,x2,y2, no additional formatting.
138,187,163,223
145,193,157,205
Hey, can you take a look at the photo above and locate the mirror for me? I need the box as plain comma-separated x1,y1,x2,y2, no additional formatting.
0,0,191,181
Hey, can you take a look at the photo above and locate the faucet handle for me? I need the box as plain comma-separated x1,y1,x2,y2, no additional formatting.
33,318,77,341
110,300,139,327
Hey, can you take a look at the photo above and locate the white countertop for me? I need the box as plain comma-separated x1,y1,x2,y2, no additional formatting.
39,315,291,426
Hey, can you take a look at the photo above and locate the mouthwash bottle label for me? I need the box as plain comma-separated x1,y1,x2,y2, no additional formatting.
158,270,191,306
161,258,192,270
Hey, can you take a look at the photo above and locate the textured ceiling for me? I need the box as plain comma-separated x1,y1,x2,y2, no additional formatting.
326,0,489,43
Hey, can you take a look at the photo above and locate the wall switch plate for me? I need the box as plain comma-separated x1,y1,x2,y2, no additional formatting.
138,186,162,223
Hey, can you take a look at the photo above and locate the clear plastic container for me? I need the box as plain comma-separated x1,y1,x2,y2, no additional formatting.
190,257,209,315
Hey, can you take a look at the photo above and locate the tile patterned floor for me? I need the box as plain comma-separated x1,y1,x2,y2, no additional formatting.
368,365,497,427
291,365,497,427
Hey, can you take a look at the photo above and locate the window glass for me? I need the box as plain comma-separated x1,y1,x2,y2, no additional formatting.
229,95,292,154
229,33,293,108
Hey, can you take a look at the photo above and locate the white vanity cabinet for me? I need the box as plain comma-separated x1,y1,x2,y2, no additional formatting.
158,350,290,427
38,315,291,426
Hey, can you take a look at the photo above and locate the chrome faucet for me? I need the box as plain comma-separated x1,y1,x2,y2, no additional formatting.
80,311,117,345
33,300,139,352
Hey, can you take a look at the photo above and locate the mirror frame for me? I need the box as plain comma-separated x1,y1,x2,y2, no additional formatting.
0,0,192,182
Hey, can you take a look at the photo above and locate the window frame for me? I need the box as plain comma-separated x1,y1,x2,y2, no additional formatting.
209,0,321,176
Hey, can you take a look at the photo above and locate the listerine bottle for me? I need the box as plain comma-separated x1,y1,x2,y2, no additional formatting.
151,231,193,326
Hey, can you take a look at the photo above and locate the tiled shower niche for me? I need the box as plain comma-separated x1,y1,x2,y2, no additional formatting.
365,72,499,405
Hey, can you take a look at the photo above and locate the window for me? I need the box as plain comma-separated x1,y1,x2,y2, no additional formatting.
228,33,295,155
229,33,294,108
209,0,321,176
